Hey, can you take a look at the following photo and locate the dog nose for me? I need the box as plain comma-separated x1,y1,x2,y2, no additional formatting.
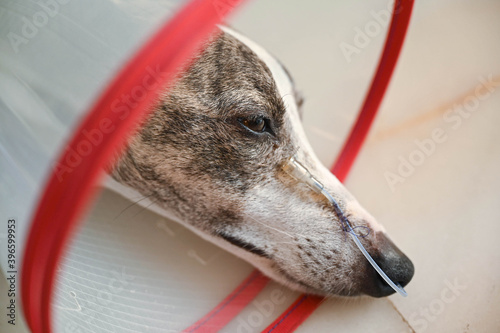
365,234,415,297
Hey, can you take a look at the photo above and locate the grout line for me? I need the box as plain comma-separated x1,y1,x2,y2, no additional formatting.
368,74,500,142
386,298,416,333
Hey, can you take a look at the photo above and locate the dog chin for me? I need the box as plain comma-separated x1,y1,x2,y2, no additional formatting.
268,272,362,298
256,261,351,298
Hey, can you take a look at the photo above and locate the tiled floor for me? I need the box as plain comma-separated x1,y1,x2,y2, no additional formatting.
2,1,499,332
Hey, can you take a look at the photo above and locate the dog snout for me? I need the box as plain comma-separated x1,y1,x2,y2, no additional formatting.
364,233,415,298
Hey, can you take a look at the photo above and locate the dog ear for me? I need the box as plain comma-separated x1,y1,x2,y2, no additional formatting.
273,58,305,120
295,89,305,120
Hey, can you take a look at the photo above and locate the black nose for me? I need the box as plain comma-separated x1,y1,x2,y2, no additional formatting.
364,234,415,298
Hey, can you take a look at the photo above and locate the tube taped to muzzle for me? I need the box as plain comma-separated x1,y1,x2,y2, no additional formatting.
284,156,407,297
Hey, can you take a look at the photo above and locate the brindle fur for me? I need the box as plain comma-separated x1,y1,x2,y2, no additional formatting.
110,29,414,297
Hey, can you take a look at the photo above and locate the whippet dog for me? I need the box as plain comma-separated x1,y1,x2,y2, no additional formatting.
107,27,414,297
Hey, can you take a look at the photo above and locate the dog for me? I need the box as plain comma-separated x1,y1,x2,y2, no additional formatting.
106,26,414,298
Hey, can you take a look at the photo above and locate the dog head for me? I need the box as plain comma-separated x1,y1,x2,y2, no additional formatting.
111,27,414,297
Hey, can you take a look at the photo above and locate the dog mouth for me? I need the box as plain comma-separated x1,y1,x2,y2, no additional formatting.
217,227,414,298
215,231,351,295
217,231,272,259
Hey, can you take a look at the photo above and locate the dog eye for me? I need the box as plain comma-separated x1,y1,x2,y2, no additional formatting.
239,116,268,133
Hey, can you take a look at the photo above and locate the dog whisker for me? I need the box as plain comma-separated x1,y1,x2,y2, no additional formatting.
247,216,296,239
113,193,155,221
250,216,325,244
132,196,160,218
